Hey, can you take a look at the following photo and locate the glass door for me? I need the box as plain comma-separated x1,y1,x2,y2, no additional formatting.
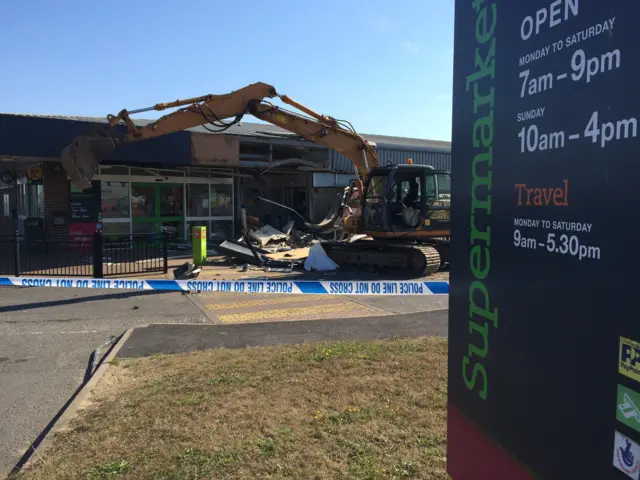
158,184,184,242
131,183,184,241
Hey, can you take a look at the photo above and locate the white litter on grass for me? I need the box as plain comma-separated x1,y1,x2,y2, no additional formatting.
304,243,339,272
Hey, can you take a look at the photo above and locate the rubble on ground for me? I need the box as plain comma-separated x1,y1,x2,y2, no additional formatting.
215,220,336,272
249,225,289,247
214,200,377,272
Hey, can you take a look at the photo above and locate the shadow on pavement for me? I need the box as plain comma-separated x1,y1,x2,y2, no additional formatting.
0,290,175,314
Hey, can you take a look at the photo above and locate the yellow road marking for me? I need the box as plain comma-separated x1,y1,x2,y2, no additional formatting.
206,295,326,311
218,301,382,323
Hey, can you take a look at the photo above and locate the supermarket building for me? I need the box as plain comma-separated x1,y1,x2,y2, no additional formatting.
0,113,451,243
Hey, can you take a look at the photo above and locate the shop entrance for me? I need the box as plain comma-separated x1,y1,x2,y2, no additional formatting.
98,166,235,243
130,183,184,240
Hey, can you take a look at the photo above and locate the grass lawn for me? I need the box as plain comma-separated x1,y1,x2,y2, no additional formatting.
14,337,448,480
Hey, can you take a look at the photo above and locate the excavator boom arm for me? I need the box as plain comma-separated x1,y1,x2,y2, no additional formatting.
110,82,277,141
60,82,377,190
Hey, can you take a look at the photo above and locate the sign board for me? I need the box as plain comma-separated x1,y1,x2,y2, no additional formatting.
449,1,639,478
191,133,240,167
69,181,100,223
69,222,96,245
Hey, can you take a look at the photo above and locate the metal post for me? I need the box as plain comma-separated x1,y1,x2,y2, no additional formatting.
13,229,19,277
93,231,104,278
162,232,168,274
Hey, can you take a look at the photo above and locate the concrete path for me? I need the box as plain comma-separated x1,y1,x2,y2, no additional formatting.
0,287,206,478
117,309,448,359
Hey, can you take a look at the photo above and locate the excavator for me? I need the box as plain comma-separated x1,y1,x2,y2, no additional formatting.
59,82,451,275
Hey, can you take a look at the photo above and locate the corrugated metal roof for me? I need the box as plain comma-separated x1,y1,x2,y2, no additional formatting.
0,113,450,151
330,147,451,173
361,134,450,151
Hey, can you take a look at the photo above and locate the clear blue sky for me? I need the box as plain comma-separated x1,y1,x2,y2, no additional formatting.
0,0,454,141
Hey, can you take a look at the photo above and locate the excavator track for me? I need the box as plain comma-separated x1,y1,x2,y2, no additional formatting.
411,244,442,276
322,240,443,276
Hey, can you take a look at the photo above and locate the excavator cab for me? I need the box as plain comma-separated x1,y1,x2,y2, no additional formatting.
362,165,451,236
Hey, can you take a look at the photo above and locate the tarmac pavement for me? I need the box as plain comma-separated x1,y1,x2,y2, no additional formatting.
0,287,206,478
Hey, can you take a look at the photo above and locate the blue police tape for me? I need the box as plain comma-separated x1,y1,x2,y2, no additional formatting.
0,276,449,295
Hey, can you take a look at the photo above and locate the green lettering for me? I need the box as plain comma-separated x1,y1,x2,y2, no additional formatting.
471,214,491,246
470,245,490,279
471,149,493,214
471,0,486,13
469,281,498,328
464,0,496,403
466,38,496,91
463,356,488,400
476,4,497,43
468,320,489,358
473,111,494,148
474,83,494,113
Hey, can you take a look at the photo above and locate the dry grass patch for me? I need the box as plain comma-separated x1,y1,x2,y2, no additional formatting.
14,337,448,480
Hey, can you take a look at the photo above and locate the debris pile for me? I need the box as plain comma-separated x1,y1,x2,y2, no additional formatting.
216,221,330,272
213,199,351,272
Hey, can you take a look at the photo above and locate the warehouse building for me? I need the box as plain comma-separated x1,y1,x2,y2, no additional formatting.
0,113,451,243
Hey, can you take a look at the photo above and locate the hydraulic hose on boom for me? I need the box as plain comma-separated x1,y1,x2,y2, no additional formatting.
60,82,377,191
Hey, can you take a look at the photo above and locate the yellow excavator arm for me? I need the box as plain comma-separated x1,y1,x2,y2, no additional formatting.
60,82,378,190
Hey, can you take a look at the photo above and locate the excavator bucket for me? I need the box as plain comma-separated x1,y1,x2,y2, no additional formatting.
60,134,117,190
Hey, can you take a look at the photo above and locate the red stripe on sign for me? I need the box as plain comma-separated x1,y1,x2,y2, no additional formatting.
447,403,535,480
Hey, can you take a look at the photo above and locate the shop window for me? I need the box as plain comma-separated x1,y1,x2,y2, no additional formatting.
102,222,130,239
187,184,209,217
211,184,232,216
187,184,210,217
159,185,183,217
18,184,44,218
101,182,130,219
210,220,233,242
131,185,156,217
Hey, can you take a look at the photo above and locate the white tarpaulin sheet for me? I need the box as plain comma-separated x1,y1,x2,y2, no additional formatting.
304,243,339,272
